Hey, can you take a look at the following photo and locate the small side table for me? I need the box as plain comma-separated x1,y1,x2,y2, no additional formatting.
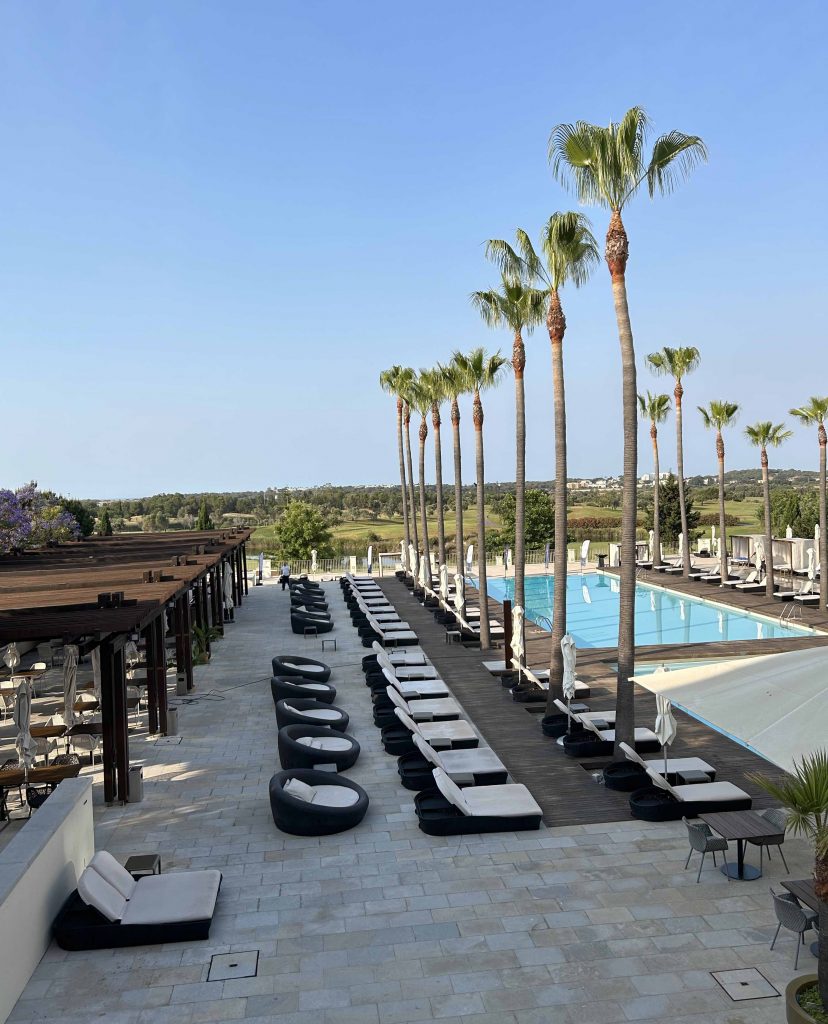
125,854,161,878
303,626,318,640
677,769,711,785
321,638,337,652
569,702,590,714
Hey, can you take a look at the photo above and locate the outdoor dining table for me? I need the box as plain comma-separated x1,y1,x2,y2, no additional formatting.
700,810,785,880
30,723,69,762
782,878,822,957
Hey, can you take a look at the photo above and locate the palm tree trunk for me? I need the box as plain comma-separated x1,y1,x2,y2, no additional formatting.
403,405,419,553
451,398,464,574
513,331,526,618
815,849,828,1007
432,404,446,568
418,417,431,578
820,428,827,612
652,426,662,569
716,434,728,585
675,382,691,577
397,399,410,558
606,209,637,755
546,292,567,707
761,451,774,598
474,389,491,649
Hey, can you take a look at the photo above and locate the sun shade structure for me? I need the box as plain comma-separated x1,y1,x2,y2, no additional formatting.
632,647,828,773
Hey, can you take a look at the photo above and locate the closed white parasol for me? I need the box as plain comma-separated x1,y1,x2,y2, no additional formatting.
91,645,102,702
14,681,35,773
465,544,474,572
400,541,407,572
439,564,449,603
754,537,765,576
559,633,577,743
654,687,678,778
63,644,79,730
311,549,318,573
418,555,429,592
367,545,374,574
453,574,466,619
3,642,20,674
511,605,524,679
223,562,234,611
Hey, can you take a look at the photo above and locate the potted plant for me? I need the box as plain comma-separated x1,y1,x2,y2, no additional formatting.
192,625,222,666
752,750,828,1023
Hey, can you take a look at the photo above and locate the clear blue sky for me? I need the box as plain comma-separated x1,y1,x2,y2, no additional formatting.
2,1,826,497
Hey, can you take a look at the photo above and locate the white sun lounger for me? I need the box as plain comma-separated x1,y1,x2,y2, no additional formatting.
412,734,506,785
619,741,715,779
371,641,427,666
386,687,460,722
393,707,478,749
413,768,542,835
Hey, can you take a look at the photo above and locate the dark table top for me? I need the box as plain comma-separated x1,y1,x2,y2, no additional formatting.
66,722,103,736
783,879,819,912
700,810,785,842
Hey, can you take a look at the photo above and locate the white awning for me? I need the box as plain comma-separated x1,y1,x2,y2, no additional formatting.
631,646,828,774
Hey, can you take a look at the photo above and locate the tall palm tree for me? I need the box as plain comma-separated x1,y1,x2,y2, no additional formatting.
745,421,793,598
379,365,412,562
418,368,449,569
638,392,671,569
397,369,419,556
452,347,508,649
439,360,468,573
698,401,740,586
549,107,706,752
470,276,546,615
646,346,701,578
407,373,433,574
484,213,598,695
790,397,828,610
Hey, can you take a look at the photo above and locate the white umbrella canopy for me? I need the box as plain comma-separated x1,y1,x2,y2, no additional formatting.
648,529,654,559
311,549,318,573
400,541,407,572
63,644,79,730
654,689,678,777
453,574,466,618
418,556,429,591
14,681,35,772
91,646,102,702
439,564,449,602
511,605,525,674
465,544,474,572
754,537,766,575
4,641,20,674
367,545,374,573
124,639,139,680
561,633,577,702
223,562,235,611
785,524,793,539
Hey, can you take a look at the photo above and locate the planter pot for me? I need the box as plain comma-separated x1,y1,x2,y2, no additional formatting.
786,976,821,1023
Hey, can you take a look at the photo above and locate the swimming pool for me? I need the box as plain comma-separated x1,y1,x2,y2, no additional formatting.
484,572,815,648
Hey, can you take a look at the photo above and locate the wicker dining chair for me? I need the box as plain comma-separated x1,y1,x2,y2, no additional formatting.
748,808,790,874
683,817,730,883
769,888,817,970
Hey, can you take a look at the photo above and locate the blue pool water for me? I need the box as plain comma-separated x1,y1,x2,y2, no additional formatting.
485,572,813,648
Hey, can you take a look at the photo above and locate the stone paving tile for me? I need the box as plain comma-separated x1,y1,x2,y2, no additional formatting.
6,579,819,1023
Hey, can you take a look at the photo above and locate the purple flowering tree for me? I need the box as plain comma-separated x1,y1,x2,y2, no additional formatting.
0,490,32,552
0,482,81,554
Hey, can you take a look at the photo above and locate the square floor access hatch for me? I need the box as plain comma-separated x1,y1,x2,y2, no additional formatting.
711,968,779,1001
208,950,259,982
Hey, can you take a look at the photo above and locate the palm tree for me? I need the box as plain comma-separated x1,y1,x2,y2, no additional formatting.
745,421,793,598
638,392,671,569
752,750,828,1008
484,213,598,695
397,370,419,556
407,373,433,574
790,397,828,610
698,401,740,586
439,360,468,573
647,346,701,578
452,347,508,648
549,107,706,752
418,368,449,569
379,365,412,562
470,276,546,615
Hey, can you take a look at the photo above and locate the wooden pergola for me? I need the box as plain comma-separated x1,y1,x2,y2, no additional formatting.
0,528,252,804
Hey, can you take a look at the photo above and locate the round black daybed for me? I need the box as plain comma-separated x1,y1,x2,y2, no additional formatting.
269,770,369,836
270,677,337,706
277,724,360,771
291,612,334,635
274,698,349,732
271,655,332,683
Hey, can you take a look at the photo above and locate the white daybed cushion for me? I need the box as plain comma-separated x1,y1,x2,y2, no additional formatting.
284,777,316,802
310,785,359,808
463,783,541,818
90,850,137,900
283,702,340,721
77,867,127,922
297,736,352,751
671,781,748,801
620,741,714,776
401,681,449,698
121,870,222,926
585,723,657,742
283,661,325,673
418,720,476,746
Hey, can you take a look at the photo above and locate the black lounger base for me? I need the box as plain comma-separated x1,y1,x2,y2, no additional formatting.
629,785,752,822
562,732,661,758
52,889,219,951
414,790,541,836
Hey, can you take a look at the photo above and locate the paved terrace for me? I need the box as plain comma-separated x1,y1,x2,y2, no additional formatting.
7,579,817,1023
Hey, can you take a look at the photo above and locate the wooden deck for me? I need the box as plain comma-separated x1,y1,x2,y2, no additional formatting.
379,570,827,827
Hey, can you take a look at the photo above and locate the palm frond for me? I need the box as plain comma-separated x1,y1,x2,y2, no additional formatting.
548,121,607,206
647,345,701,381
483,239,527,285
745,421,792,448
789,397,828,426
638,390,671,423
646,131,708,198
541,211,599,290
698,400,740,430
750,750,828,858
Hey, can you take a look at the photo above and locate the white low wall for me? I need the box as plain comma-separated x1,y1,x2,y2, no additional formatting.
0,778,94,1024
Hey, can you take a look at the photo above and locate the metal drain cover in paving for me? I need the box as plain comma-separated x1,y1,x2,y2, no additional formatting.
208,951,259,981
154,736,183,745
711,968,779,1001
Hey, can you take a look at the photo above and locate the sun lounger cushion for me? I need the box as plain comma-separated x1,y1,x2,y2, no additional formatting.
270,770,369,835
77,868,126,922
283,777,315,802
297,735,353,751
120,871,222,926
90,851,136,900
